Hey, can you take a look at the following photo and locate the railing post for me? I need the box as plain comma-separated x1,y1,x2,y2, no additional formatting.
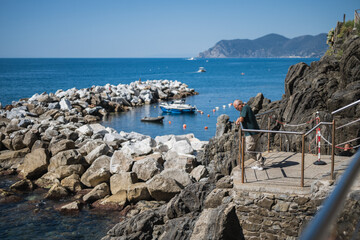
242,136,245,184
301,134,305,187
331,120,335,180
238,128,242,166
268,116,270,152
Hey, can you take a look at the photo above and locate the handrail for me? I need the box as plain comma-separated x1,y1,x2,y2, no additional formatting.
241,128,303,135
336,117,360,129
300,149,360,240
331,99,360,115
304,122,333,136
239,121,335,187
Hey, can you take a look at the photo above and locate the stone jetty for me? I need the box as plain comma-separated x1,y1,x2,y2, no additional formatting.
0,79,208,211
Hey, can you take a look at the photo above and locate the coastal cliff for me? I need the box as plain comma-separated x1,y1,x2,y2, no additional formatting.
197,33,327,58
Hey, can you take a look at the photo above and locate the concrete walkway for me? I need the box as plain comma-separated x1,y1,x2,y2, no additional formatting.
232,151,351,195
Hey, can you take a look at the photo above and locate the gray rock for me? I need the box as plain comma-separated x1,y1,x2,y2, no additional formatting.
60,174,82,192
85,144,110,165
190,204,242,240
23,130,39,149
48,149,84,171
146,175,183,201
81,155,111,187
109,150,134,174
18,119,32,128
127,182,151,203
132,156,163,181
160,168,193,188
103,209,164,240
21,148,49,179
48,102,60,110
110,172,138,195
215,114,231,139
164,150,196,173
59,98,72,111
45,183,69,200
190,165,208,182
49,139,75,156
83,182,110,203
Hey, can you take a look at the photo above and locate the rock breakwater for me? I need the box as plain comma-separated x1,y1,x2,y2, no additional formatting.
0,79,208,218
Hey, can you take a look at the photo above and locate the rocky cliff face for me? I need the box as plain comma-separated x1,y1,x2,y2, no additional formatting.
197,33,327,58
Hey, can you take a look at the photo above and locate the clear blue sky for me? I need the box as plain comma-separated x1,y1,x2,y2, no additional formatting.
0,0,358,57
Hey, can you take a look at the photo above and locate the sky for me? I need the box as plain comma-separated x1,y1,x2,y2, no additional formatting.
0,0,358,58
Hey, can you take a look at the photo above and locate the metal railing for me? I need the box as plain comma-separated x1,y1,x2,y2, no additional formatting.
238,121,335,187
300,149,360,240
238,99,360,187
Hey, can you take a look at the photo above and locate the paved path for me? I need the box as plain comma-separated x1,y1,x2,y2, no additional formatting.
232,151,351,194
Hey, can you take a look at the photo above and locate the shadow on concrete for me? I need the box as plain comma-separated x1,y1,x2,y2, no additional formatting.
269,161,299,168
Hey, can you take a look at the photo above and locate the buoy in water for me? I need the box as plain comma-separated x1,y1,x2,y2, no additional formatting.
212,109,216,112
207,114,210,117
241,72,245,75
204,126,208,130
183,124,187,129
215,107,219,110
223,105,226,108
200,111,204,114
168,121,171,124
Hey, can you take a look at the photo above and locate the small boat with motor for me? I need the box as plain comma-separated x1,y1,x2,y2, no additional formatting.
197,67,206,72
160,99,196,114
141,116,164,123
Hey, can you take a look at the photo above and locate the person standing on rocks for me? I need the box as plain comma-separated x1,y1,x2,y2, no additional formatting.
233,99,265,170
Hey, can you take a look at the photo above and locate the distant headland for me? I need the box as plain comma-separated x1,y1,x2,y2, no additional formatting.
197,33,327,58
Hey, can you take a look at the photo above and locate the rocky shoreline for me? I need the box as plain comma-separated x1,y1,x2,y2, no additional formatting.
0,79,208,213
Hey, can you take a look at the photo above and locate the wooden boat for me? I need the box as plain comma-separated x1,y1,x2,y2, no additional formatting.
141,116,164,123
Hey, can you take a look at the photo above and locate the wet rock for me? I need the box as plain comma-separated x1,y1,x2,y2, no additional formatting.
146,175,183,201
110,172,138,195
21,148,49,179
81,155,111,187
83,182,110,203
10,179,34,192
45,183,69,200
59,201,81,213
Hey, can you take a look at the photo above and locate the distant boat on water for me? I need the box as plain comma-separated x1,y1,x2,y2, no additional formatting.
141,116,164,123
160,99,196,114
197,67,206,72
187,57,196,60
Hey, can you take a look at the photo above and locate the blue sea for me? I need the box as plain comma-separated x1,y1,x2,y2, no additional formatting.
0,58,318,141
0,58,318,239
